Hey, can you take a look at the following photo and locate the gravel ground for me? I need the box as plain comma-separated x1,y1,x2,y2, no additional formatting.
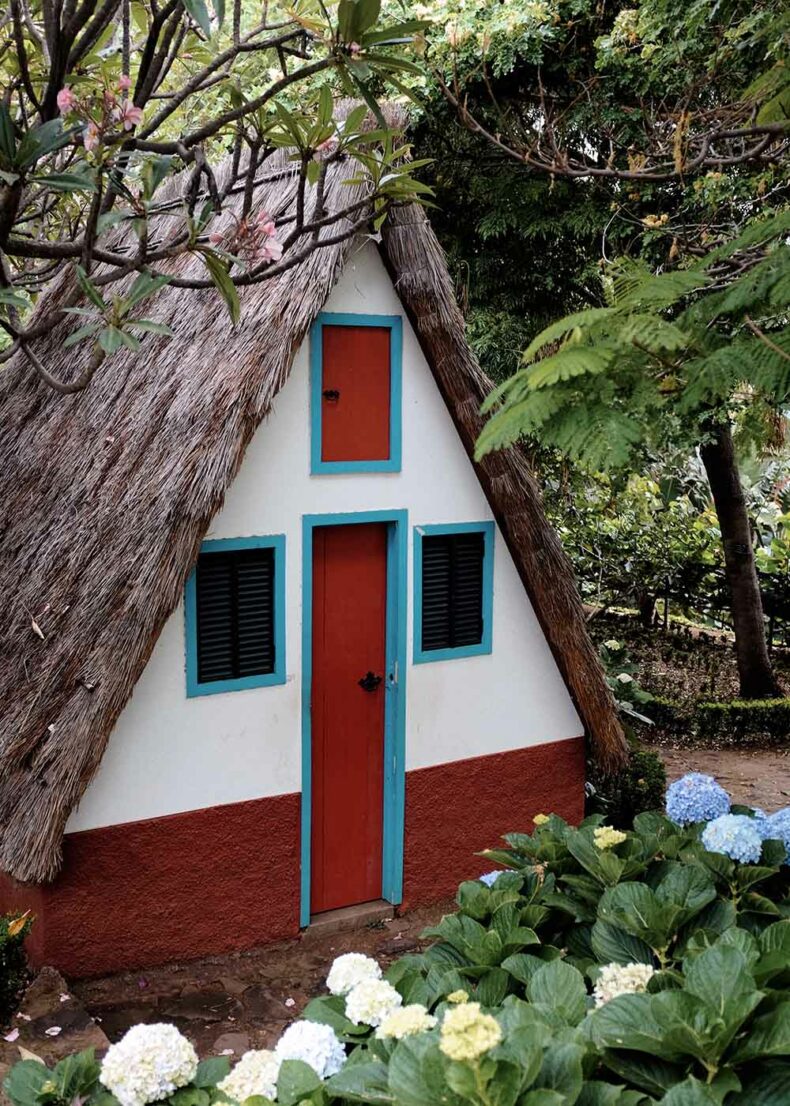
658,744,790,810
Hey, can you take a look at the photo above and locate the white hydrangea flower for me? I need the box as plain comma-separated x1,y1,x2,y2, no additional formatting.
345,978,402,1027
218,1050,280,1102
593,962,655,1007
326,953,382,996
274,1021,346,1079
375,1004,437,1040
100,1024,198,1106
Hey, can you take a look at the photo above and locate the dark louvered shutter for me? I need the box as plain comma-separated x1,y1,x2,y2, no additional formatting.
196,548,275,683
421,532,485,652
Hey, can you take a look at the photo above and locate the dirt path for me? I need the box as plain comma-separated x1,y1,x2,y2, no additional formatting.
658,744,790,810
71,900,453,1056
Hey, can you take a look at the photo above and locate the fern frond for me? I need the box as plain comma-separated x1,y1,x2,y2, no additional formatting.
613,267,709,311
714,248,790,318
522,306,615,361
549,404,644,469
526,345,616,389
475,388,568,459
618,314,691,354
701,210,790,267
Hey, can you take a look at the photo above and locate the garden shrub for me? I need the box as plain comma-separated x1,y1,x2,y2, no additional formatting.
586,740,667,827
5,780,790,1106
0,911,32,1027
647,696,790,747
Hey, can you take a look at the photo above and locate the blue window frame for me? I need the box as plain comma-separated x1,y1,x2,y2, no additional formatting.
413,522,495,664
185,535,286,697
310,312,403,475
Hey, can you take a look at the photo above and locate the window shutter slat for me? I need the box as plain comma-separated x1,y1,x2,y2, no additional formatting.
452,533,485,647
420,531,485,652
196,547,276,684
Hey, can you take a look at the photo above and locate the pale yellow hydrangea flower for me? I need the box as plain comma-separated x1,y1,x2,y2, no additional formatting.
594,825,627,850
446,990,469,1004
375,1004,437,1040
439,1002,502,1062
593,962,655,1007
533,813,550,825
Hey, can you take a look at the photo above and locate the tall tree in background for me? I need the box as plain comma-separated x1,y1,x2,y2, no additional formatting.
409,0,789,696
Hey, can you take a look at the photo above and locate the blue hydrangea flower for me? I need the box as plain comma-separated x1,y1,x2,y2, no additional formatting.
478,870,507,887
747,807,773,839
665,773,730,825
767,807,790,864
701,814,763,864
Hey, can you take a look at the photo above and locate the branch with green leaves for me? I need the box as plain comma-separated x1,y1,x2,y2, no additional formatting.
0,0,431,391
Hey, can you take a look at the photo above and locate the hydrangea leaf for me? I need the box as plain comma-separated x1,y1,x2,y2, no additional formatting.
527,961,587,1026
590,920,654,967
275,1060,321,1106
193,1059,231,1089
387,1033,464,1106
324,1060,393,1105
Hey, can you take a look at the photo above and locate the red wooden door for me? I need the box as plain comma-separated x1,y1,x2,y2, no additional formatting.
311,523,388,914
321,325,391,462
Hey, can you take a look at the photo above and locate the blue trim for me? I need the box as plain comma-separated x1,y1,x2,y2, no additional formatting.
300,510,408,926
413,521,495,664
185,534,286,697
310,312,403,475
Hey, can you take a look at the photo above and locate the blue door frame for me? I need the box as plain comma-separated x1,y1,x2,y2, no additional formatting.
300,510,408,926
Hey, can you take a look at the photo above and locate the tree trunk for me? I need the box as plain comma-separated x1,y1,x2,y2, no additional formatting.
636,590,655,628
700,422,783,699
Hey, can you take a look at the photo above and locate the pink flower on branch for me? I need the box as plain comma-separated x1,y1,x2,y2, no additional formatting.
56,87,77,113
118,74,133,91
83,122,101,152
113,102,144,130
208,210,283,266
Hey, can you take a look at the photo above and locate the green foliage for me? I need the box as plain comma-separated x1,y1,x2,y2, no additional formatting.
0,911,32,1027
3,1048,231,1106
588,743,667,829
6,801,790,1105
650,696,790,747
598,639,655,725
477,216,790,471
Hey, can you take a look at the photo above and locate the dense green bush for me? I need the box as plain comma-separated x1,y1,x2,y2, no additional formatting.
5,795,790,1106
0,911,32,1027
587,742,667,828
648,696,790,747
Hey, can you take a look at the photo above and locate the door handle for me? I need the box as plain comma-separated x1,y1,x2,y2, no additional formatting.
358,671,383,692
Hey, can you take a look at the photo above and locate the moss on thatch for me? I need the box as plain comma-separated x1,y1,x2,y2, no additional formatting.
0,134,625,886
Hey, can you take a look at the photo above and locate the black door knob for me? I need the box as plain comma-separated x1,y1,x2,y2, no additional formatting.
358,671,383,692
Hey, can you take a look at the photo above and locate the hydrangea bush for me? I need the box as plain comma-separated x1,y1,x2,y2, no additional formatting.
5,776,790,1106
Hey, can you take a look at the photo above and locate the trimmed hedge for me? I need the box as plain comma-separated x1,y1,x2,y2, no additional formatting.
647,695,790,746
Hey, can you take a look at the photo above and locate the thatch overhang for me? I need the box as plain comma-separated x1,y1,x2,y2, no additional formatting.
0,139,626,886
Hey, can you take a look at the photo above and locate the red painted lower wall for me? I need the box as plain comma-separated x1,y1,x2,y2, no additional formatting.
0,737,584,978
0,792,301,978
402,737,585,908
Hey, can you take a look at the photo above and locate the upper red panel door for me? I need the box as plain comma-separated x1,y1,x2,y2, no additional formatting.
310,523,388,915
321,325,391,462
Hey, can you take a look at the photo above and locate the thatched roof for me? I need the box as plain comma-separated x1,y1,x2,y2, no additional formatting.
0,125,626,886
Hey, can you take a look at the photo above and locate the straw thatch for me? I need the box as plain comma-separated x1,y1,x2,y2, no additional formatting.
0,127,626,886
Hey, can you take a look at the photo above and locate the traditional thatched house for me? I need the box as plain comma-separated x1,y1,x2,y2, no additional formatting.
0,123,626,976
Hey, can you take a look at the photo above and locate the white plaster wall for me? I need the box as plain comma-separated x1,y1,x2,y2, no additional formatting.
67,243,582,832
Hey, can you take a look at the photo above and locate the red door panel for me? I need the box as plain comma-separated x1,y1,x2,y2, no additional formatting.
321,325,391,462
311,523,388,914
